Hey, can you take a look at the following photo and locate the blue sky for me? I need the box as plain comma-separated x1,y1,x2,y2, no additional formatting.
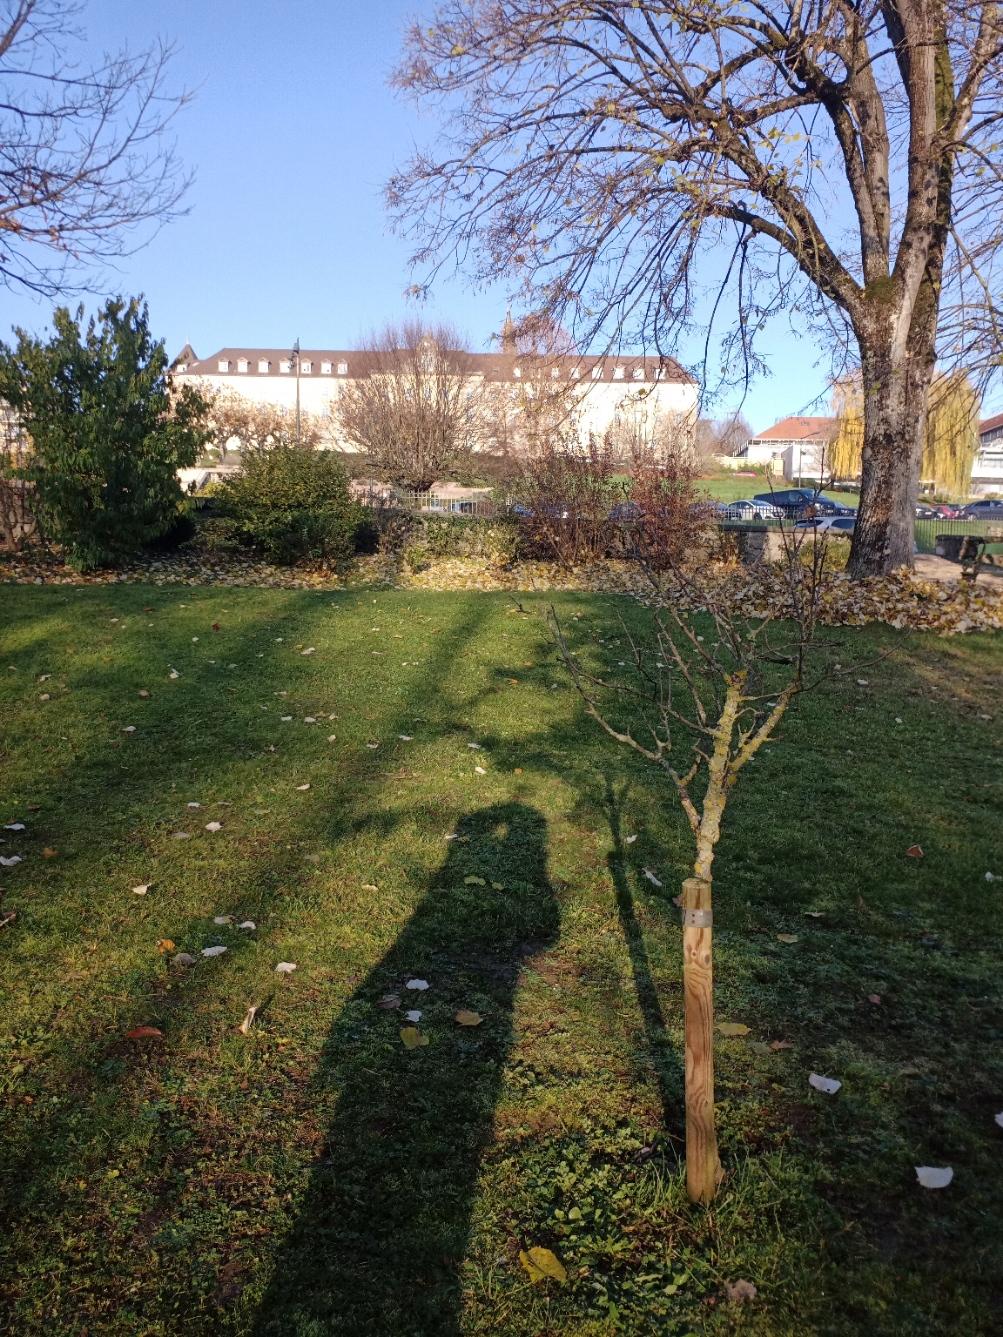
5,1,995,430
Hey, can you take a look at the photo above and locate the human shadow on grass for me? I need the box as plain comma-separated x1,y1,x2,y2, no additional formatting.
253,801,560,1337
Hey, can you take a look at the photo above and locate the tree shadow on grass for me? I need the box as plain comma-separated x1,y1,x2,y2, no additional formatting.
253,800,560,1337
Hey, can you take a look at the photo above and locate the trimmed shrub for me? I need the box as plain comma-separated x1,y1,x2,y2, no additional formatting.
221,449,362,565
400,513,521,569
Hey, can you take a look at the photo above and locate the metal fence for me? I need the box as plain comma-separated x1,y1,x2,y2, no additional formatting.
913,519,1003,555
353,486,499,518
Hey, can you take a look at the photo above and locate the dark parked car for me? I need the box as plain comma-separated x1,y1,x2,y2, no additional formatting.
957,500,1003,521
753,488,856,518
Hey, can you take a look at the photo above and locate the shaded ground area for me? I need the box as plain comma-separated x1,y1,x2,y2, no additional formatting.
1,586,1001,1335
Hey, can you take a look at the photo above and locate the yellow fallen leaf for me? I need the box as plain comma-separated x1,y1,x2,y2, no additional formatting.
156,939,176,954
520,1246,567,1284
717,1022,751,1037
776,933,799,944
455,1010,483,1026
400,1026,429,1049
464,875,486,886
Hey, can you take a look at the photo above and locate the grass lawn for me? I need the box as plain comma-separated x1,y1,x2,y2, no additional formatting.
698,472,862,508
1,585,1002,1336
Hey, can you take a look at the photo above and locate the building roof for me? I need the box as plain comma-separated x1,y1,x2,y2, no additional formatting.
174,345,695,385
751,416,836,442
979,411,1003,437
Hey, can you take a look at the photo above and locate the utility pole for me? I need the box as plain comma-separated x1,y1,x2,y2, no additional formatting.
293,338,301,447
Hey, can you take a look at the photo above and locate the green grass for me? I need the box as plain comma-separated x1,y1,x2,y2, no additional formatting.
1,585,1002,1335
698,471,861,507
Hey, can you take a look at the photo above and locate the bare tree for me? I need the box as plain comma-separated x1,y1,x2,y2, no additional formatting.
205,388,326,461
389,2,1003,576
552,525,842,1202
333,321,485,491
0,1,191,296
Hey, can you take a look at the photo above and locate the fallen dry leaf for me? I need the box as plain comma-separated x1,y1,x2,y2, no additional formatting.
125,1025,162,1039
131,883,151,895
519,1247,567,1285
404,1009,422,1022
295,783,311,791
0,855,23,867
274,961,297,974
717,1022,751,1037
400,1026,429,1049
405,978,430,991
455,1010,483,1027
464,875,486,886
213,915,233,925
171,952,196,967
156,939,176,954
238,1004,259,1035
905,844,924,859
867,993,882,1005
138,689,151,699
776,933,799,944
237,920,256,931
377,993,401,1009
204,821,223,833
769,1039,794,1051
642,868,663,887
41,847,58,859
201,945,227,958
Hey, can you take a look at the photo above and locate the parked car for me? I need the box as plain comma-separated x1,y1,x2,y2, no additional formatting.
753,487,856,517
794,515,856,535
957,500,1003,520
915,504,941,519
720,498,782,520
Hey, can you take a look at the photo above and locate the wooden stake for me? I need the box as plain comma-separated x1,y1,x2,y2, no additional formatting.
681,874,721,1203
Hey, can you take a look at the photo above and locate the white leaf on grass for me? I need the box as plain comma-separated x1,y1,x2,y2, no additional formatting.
39,693,51,701
123,725,136,734
467,742,482,750
296,783,311,791
915,1166,953,1189
986,871,997,882
642,868,663,887
994,1112,1003,1129
808,1073,842,1095
168,668,179,680
171,831,190,840
327,735,337,742
0,855,23,866
304,717,317,724
474,766,487,775
275,961,297,974
205,821,223,832
238,1003,259,1035
301,647,316,656
201,945,227,958
280,715,293,722
625,834,638,844
398,735,413,741
213,915,233,925
4,822,25,831
186,801,202,809
237,920,256,931
132,883,151,896
405,978,430,991
405,1010,422,1022
38,674,51,682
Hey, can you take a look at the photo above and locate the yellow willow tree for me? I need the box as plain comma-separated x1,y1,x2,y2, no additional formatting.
832,374,979,495
551,522,843,1203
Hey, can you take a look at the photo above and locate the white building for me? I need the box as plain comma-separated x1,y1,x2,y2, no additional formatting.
171,340,698,454
975,413,1003,495
732,417,837,477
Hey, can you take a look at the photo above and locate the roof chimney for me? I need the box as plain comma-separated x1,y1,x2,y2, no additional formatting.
501,311,517,354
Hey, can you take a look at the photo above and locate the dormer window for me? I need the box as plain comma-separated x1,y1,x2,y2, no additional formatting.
279,359,291,373
591,366,602,380
258,359,270,374
632,367,644,380
614,366,625,380
337,361,348,375
177,363,188,374
301,360,312,374
550,366,560,379
321,360,332,374
513,366,522,378
571,367,581,379
237,358,249,373
655,367,666,379
218,359,230,373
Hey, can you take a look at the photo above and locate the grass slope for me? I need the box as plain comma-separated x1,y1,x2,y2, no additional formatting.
1,585,1001,1336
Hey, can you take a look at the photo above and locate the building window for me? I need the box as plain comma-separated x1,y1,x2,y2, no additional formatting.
321,360,332,374
655,367,666,379
301,360,312,374
614,366,625,380
337,361,348,375
551,366,560,379
513,366,522,378
279,359,291,373
258,359,270,374
591,366,602,380
571,367,580,379
632,367,644,380
237,358,249,373
218,359,230,373
177,363,187,374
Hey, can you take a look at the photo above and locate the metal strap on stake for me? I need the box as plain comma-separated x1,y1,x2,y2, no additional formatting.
681,908,713,929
